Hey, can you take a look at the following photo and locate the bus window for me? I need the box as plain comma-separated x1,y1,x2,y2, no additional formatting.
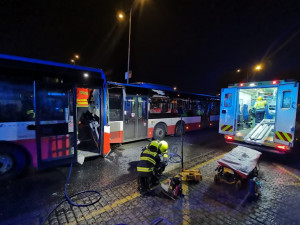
109,93,122,121
38,90,68,121
150,97,171,114
0,82,34,122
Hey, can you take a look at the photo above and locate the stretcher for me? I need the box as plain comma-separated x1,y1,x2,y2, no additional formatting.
214,146,261,195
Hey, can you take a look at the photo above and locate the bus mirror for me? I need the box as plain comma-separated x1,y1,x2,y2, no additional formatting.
177,107,183,115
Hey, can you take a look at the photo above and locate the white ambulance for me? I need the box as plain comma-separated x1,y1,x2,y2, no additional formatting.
219,80,299,153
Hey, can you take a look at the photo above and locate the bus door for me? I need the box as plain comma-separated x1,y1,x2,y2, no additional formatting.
34,82,77,169
219,88,237,135
123,95,148,141
274,82,299,147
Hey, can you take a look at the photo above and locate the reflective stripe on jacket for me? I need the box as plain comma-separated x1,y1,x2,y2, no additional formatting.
137,148,160,174
254,100,267,110
77,88,90,107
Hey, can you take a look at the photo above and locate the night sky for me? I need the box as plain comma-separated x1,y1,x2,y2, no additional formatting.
1,0,300,95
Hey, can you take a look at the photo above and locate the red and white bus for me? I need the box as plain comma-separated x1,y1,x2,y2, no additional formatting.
0,54,110,180
107,82,220,143
0,54,220,180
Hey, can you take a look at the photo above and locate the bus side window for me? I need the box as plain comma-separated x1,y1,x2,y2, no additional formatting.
0,82,34,122
109,93,122,121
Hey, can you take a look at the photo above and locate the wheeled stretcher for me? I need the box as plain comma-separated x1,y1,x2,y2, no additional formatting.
214,146,262,195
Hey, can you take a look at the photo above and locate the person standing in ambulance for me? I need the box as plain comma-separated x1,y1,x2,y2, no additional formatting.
253,96,267,125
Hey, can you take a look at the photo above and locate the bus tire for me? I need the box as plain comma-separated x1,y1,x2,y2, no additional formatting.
175,121,185,137
153,124,166,140
0,143,26,180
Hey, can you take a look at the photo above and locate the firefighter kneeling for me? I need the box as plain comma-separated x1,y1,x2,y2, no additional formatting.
137,140,168,194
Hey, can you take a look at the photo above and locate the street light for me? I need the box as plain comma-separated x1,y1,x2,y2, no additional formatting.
118,1,147,84
238,63,264,82
70,54,80,65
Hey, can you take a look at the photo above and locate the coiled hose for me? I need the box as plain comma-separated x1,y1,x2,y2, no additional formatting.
165,146,182,165
41,163,101,225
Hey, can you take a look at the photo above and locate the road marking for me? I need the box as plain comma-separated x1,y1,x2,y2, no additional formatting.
277,182,300,186
67,192,141,225
189,153,225,171
66,153,225,225
273,163,300,181
182,183,190,225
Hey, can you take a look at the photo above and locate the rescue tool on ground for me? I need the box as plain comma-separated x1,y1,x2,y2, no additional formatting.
219,80,299,154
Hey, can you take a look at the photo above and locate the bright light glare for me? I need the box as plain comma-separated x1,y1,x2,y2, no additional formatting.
255,64,262,71
75,54,79,59
249,83,256,86
236,69,241,72
118,13,124,19
84,73,89,78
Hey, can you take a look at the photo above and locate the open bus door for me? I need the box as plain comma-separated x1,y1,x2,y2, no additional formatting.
34,82,77,169
274,82,299,149
219,88,237,136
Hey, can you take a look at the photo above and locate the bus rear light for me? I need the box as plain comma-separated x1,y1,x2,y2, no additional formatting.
239,83,244,87
272,80,279,85
276,144,288,151
225,135,234,141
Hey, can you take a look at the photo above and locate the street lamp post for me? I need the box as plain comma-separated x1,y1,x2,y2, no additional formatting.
126,7,132,84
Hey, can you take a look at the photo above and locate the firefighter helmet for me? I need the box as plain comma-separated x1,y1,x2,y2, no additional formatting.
158,140,168,153
149,141,159,151
257,96,263,101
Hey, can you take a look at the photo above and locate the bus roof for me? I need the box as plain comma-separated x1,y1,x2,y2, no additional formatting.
0,53,106,81
107,81,220,99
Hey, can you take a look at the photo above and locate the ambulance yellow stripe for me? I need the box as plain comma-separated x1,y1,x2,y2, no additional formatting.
275,131,284,141
282,132,292,143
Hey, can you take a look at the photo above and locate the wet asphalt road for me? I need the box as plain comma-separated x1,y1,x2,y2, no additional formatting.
0,127,225,224
1,127,300,225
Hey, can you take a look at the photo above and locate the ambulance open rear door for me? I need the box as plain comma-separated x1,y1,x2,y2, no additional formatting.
219,88,237,137
274,82,299,150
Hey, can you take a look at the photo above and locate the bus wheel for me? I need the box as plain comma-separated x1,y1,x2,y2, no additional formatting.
175,121,185,137
0,144,26,180
153,124,166,140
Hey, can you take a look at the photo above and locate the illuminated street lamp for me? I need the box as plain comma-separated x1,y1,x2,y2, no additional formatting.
119,9,132,84
238,63,264,82
173,86,177,91
118,1,147,84
70,54,80,65
254,64,262,71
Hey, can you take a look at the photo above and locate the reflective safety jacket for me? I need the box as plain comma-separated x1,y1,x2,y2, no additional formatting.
77,88,90,107
254,100,267,110
137,148,161,177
